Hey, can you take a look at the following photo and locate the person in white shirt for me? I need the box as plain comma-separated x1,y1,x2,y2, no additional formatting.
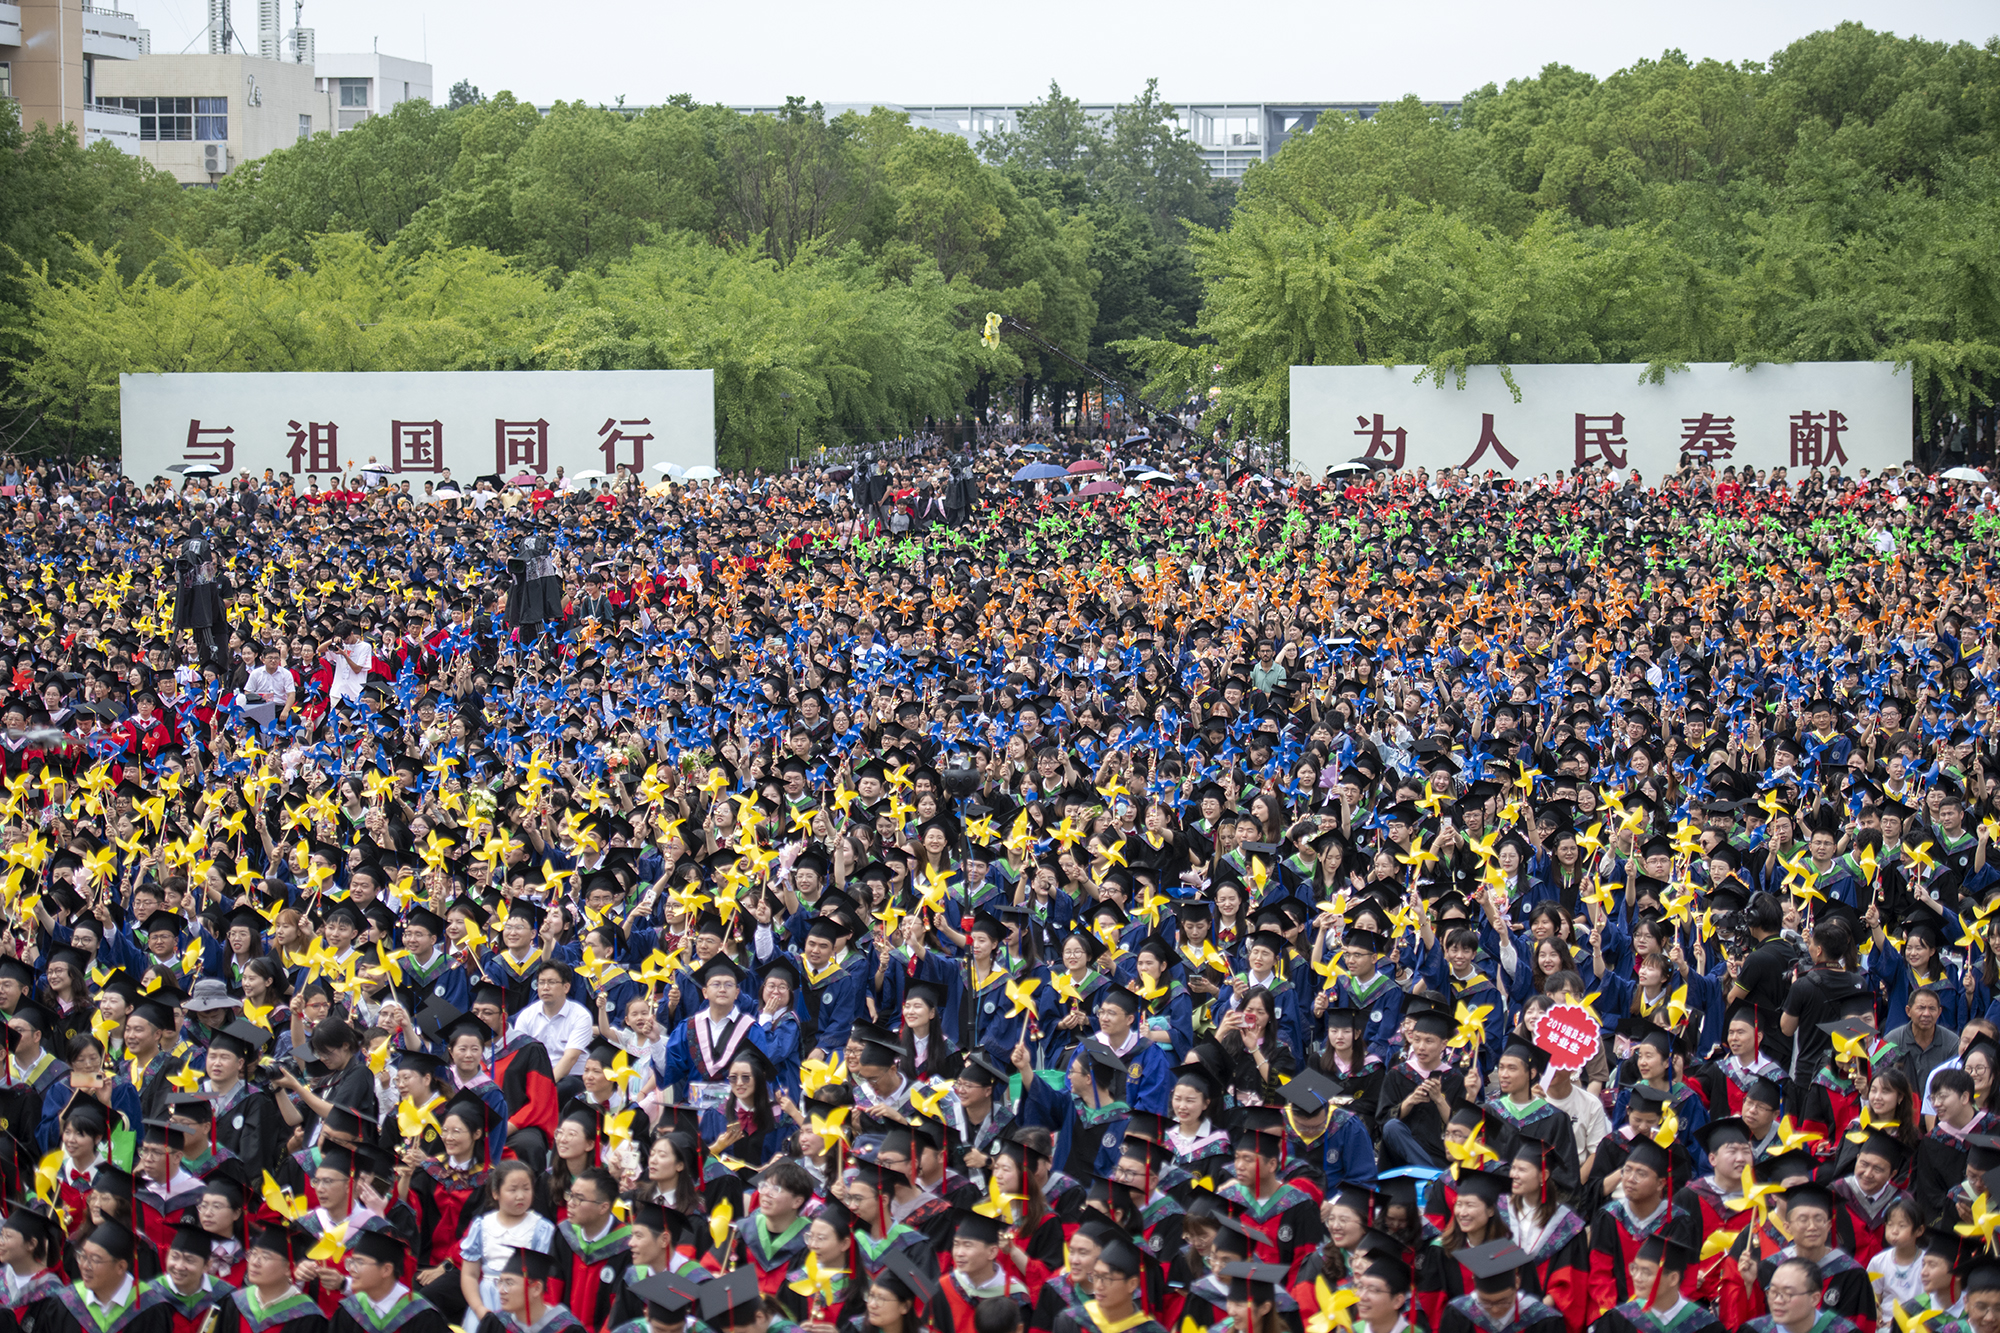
243,644,296,718
512,961,593,1083
324,623,373,705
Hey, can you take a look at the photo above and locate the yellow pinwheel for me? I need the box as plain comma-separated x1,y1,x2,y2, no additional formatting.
1894,1305,1946,1333
1724,1164,1784,1226
1305,1278,1359,1333
1004,976,1040,1019
1698,1227,1744,1263
1444,1125,1500,1178
397,1096,442,1141
1652,1103,1680,1149
1050,972,1084,1006
788,1249,847,1305
1770,1116,1826,1155
807,1105,851,1150
799,1052,847,1097
909,1083,950,1120
708,1199,735,1250
1449,1001,1494,1050
1845,1107,1899,1145
1957,1192,2000,1252
972,1172,1023,1224
262,1172,309,1221
1395,834,1439,872
33,1150,63,1205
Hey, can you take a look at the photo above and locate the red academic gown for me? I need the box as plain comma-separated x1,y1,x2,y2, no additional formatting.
1585,1198,1697,1325
488,1032,559,1148
1505,1204,1591,1333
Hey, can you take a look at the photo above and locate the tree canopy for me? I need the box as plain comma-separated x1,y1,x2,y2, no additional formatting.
1119,22,2000,440
4,21,1998,464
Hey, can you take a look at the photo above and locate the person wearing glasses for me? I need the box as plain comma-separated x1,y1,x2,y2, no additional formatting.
1048,1237,1166,1333
1741,1184,1877,1331
1743,1256,1863,1333
1596,1236,1722,1333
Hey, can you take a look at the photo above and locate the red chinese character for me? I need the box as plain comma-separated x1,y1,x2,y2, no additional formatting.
391,420,444,473
597,417,652,472
496,419,549,475
1789,409,1849,468
286,420,339,473
183,420,235,473
1574,414,1628,469
1353,414,1407,470
1460,412,1519,472
1679,412,1737,462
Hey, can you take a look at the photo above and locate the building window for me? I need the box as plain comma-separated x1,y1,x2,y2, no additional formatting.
194,97,227,139
298,113,311,141
338,78,369,108
98,96,224,141
0,63,11,100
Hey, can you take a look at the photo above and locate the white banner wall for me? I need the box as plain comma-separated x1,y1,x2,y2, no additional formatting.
120,370,716,482
1288,362,1910,479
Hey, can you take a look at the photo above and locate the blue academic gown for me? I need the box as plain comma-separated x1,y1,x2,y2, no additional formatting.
36,1080,143,1153
1020,1067,1128,1180
1335,971,1407,1061
1292,1107,1377,1193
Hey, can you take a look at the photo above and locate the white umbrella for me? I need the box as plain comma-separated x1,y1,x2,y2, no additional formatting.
569,469,608,481
650,462,685,476
1134,470,1176,482
1942,466,1988,483
176,464,220,477
683,466,721,481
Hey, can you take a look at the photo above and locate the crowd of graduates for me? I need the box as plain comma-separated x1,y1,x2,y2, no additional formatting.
0,445,1998,1333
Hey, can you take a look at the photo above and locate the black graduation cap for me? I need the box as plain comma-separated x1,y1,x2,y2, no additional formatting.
85,1219,137,1264
1458,1239,1535,1291
951,1207,1004,1247
872,1249,939,1306
1277,1068,1341,1116
500,1248,554,1281
1780,1181,1837,1216
1696,1117,1752,1152
1220,1260,1289,1301
166,1222,213,1259
348,1229,407,1268
629,1272,704,1320
1623,1137,1672,1176
1635,1234,1695,1274
1964,1133,2000,1173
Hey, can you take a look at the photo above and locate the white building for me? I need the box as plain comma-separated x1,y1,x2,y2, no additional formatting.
312,52,431,132
4,0,432,184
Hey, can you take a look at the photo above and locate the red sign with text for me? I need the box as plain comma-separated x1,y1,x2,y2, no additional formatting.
1533,1003,1601,1072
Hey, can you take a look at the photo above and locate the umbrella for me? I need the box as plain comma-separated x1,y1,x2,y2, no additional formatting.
1013,463,1069,482
1014,442,1049,453
1079,480,1122,496
508,472,541,486
826,467,853,482
1326,461,1370,476
1134,470,1176,482
1123,430,1151,444
1942,466,1988,483
168,463,220,477
683,466,721,481
1355,456,1397,472
1067,460,1105,474
569,469,608,482
649,461,684,476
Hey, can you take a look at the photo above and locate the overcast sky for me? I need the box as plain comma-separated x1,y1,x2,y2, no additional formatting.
136,0,1996,110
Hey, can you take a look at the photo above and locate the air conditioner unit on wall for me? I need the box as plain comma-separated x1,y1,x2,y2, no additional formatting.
201,141,229,174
